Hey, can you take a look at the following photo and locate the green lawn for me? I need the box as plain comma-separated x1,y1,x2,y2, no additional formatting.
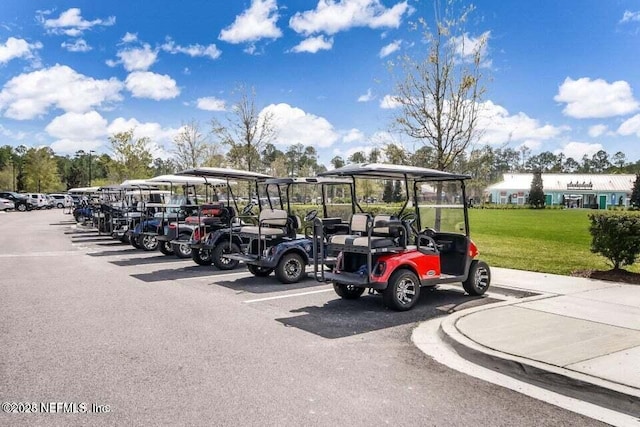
468,209,639,275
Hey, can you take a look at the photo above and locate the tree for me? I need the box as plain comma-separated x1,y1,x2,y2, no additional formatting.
590,150,611,173
589,213,640,270
172,120,211,170
382,181,394,203
612,151,627,170
330,156,345,169
631,174,640,209
109,129,153,181
391,1,487,172
24,147,63,192
528,170,545,208
384,144,408,164
211,85,276,172
348,151,367,164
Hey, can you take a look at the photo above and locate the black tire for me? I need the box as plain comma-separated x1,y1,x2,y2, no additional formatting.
17,204,26,212
56,203,64,209
192,248,213,266
462,260,491,296
159,241,174,255
212,241,240,270
131,235,143,249
383,269,421,311
141,234,158,251
275,252,306,284
334,283,365,299
119,233,130,244
247,264,274,277
172,241,192,258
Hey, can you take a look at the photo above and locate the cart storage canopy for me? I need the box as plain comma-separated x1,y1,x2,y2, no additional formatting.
319,163,470,181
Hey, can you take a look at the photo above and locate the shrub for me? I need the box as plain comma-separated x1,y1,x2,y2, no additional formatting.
588,213,640,269
529,170,545,209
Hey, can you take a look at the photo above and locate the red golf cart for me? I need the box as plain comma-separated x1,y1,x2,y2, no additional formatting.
312,163,491,311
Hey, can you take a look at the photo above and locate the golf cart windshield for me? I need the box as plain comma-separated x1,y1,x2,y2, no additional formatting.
417,180,467,234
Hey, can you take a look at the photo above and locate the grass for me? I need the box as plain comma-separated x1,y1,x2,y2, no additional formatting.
468,209,640,275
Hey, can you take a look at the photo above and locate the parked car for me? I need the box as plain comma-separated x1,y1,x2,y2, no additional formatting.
49,193,74,208
24,193,48,209
0,191,32,211
45,195,55,209
0,197,15,211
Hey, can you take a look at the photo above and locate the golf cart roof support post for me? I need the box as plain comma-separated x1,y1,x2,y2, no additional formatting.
321,184,328,218
285,184,290,213
351,176,365,213
461,179,470,236
398,175,410,217
413,180,422,231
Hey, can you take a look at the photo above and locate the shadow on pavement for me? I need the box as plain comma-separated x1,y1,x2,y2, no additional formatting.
216,273,328,294
275,288,499,339
49,221,77,226
88,248,142,257
110,256,189,266
71,237,119,243
131,265,230,282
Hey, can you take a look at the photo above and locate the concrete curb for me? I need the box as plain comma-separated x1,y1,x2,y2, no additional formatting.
437,295,640,417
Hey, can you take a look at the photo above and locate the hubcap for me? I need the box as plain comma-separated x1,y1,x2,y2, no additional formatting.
285,258,302,278
180,244,191,256
143,236,157,248
474,267,489,290
396,277,416,305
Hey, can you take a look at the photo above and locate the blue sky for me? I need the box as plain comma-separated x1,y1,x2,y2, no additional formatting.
1,0,640,168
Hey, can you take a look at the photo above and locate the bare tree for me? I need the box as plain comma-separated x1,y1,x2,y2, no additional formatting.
172,120,211,170
391,0,487,172
211,85,276,172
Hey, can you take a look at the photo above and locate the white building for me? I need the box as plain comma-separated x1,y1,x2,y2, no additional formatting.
485,173,635,209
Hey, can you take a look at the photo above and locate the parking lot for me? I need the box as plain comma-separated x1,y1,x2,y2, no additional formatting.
0,210,601,426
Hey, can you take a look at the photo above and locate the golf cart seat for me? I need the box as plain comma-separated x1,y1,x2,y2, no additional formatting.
239,208,289,237
350,215,403,248
329,213,370,245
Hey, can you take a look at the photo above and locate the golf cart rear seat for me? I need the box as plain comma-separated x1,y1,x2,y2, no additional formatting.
239,208,290,237
329,214,404,250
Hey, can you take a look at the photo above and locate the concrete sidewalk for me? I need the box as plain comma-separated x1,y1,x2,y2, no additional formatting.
435,267,640,417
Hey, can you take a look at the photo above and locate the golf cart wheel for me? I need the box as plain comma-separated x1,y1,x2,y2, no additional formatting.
247,264,274,277
119,233,130,244
131,235,143,249
333,283,365,299
463,260,491,296
141,235,158,251
172,242,192,258
275,252,305,284
159,241,174,255
212,241,240,270
383,269,421,311
192,248,213,266
17,204,26,212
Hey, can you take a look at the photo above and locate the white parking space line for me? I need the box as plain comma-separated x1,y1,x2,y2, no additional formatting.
244,287,334,303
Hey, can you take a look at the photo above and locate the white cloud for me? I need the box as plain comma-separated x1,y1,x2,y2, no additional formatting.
125,71,180,100
0,64,123,120
554,77,639,119
357,88,373,102
477,100,568,145
342,128,364,143
121,32,138,43
0,37,42,65
261,103,340,148
61,38,91,52
379,94,401,109
108,117,180,159
161,38,221,59
290,0,410,36
290,35,333,53
0,124,27,141
379,40,401,58
588,124,608,138
450,31,491,67
38,8,115,37
50,138,103,154
620,10,640,23
617,114,640,137
196,96,226,111
112,43,158,71
555,141,603,160
219,0,282,44
45,111,108,140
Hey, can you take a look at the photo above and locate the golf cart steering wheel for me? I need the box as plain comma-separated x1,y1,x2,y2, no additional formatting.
304,209,318,222
400,212,420,236
242,202,255,216
422,227,437,238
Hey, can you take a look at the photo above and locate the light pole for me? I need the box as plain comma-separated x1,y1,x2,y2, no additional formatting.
8,158,15,191
88,150,95,186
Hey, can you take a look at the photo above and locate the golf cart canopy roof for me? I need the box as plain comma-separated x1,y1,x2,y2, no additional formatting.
263,177,352,185
177,167,272,181
145,174,226,186
111,182,158,191
319,163,470,181
67,186,100,193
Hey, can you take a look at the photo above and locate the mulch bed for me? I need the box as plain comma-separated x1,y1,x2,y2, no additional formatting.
571,268,640,285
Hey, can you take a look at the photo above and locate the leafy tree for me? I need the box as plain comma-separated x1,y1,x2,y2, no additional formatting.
392,180,403,202
330,156,345,169
391,1,486,173
612,151,627,170
382,181,394,203
631,174,640,209
211,85,276,172
528,170,545,208
563,157,580,173
348,151,366,164
589,213,640,270
172,120,211,170
152,158,177,176
384,144,408,164
590,150,611,173
24,147,63,192
109,129,153,181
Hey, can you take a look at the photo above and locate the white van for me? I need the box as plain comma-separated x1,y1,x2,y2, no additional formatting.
24,193,48,209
